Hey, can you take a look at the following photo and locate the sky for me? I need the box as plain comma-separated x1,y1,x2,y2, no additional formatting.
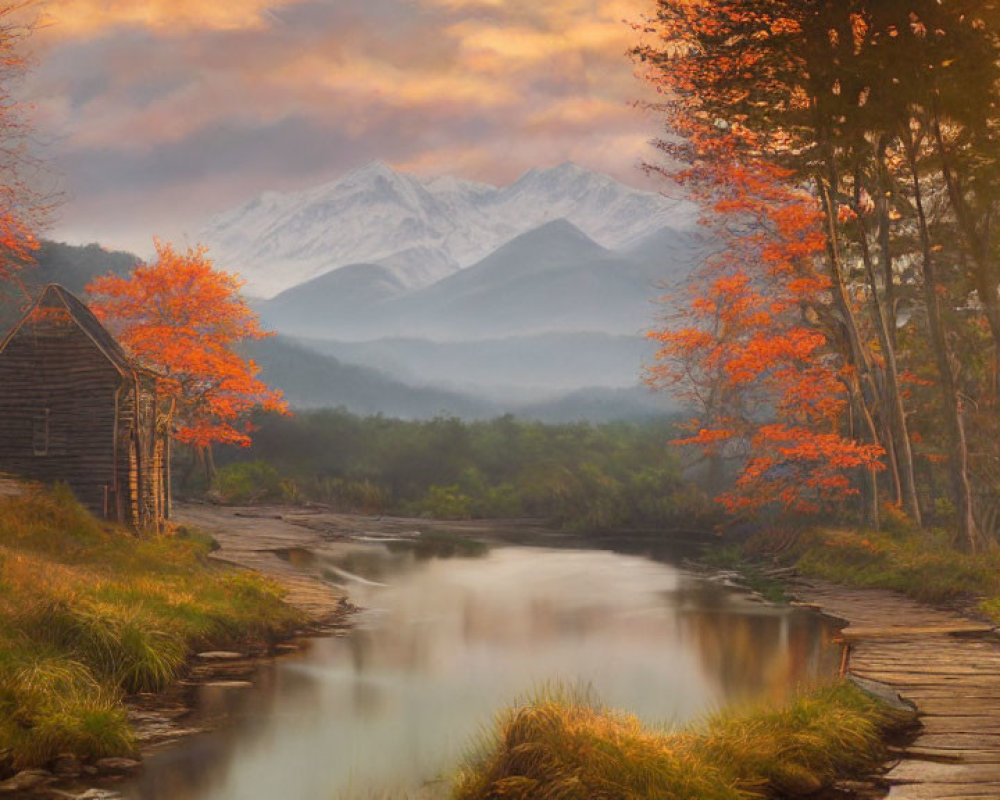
24,0,665,255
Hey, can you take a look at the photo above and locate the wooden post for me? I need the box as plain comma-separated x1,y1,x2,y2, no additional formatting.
839,642,852,678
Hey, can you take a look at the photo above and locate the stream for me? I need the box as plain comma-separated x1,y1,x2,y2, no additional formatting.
120,535,841,799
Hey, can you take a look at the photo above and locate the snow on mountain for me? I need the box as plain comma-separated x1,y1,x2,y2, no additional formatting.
200,161,697,298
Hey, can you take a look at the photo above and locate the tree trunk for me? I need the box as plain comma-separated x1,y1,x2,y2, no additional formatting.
906,139,980,552
876,137,899,348
814,169,886,526
205,445,217,481
853,164,923,525
930,109,1000,405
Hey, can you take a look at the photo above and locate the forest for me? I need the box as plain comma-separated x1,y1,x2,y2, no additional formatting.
205,411,712,531
635,0,1000,552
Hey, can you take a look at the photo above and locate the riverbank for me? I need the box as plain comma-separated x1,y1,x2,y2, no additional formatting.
707,526,1000,798
160,504,928,800
11,491,974,800
0,486,347,796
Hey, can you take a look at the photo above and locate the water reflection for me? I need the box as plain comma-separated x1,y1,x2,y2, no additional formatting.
121,543,839,800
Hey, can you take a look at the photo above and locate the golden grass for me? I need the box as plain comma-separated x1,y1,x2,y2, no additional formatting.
788,526,1000,618
0,483,303,769
453,682,910,800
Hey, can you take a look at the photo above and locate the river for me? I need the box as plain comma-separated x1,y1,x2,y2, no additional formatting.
119,535,841,800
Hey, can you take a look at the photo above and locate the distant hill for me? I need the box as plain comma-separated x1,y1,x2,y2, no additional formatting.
257,262,407,338
248,336,674,422
31,240,138,294
17,236,685,423
0,240,139,330
246,336,496,418
295,332,657,394
518,385,666,424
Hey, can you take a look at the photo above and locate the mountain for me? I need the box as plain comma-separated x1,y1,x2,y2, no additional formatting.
258,262,406,333
247,336,673,422
294,332,657,395
247,336,496,418
256,218,703,340
0,241,139,330
201,161,697,298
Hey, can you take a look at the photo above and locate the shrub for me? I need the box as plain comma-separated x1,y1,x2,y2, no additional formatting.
213,460,282,504
420,485,474,520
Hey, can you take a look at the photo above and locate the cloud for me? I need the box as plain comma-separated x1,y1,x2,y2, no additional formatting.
26,0,665,250
38,0,303,37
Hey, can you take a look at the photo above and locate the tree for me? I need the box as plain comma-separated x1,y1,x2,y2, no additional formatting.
637,0,1000,547
0,3,47,297
87,240,288,471
647,166,885,518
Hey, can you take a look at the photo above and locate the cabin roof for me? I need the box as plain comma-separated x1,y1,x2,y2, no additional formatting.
0,284,159,378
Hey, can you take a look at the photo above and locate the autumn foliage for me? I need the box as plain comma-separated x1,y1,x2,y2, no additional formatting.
87,240,288,449
638,1,1000,546
647,173,884,515
0,4,45,294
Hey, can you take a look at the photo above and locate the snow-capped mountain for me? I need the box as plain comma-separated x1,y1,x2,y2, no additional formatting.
257,219,707,342
200,161,697,298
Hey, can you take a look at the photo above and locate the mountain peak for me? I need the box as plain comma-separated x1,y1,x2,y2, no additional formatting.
201,161,695,298
345,160,398,180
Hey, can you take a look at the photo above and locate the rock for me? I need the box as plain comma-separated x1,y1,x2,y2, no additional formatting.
50,754,83,777
196,651,245,660
770,764,823,796
274,643,299,653
848,673,919,715
0,769,53,793
93,757,141,775
82,766,99,776
74,790,123,800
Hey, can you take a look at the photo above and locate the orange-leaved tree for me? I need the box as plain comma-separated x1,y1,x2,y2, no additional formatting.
637,1,892,522
0,3,47,297
87,240,288,470
648,170,885,518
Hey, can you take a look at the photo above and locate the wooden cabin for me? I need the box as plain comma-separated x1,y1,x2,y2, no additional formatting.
0,284,170,529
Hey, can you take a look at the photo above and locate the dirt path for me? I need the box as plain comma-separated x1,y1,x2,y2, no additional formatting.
172,502,553,619
173,503,350,620
799,580,1000,799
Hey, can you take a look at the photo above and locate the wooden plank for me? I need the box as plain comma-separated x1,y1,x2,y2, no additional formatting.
887,782,1000,799
839,624,996,640
796,578,1000,798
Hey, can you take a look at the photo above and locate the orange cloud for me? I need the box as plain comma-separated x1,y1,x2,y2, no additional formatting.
31,0,668,252
38,0,300,36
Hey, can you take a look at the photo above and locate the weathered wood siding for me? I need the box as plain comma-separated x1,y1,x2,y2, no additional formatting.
0,301,121,516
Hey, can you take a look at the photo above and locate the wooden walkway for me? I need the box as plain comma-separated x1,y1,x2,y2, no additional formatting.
799,580,1000,799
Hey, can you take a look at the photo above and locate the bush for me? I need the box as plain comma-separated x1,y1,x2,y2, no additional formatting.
420,485,474,520
213,460,282,504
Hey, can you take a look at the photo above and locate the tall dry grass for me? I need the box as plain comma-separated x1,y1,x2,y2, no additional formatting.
0,483,302,769
453,682,910,800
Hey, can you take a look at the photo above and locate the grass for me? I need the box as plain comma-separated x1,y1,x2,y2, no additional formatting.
453,681,911,800
783,524,1000,618
700,545,790,603
0,483,303,771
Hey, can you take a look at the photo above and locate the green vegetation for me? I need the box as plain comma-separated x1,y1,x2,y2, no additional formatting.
782,524,1000,621
454,682,911,800
700,545,789,603
207,410,715,531
0,484,301,770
